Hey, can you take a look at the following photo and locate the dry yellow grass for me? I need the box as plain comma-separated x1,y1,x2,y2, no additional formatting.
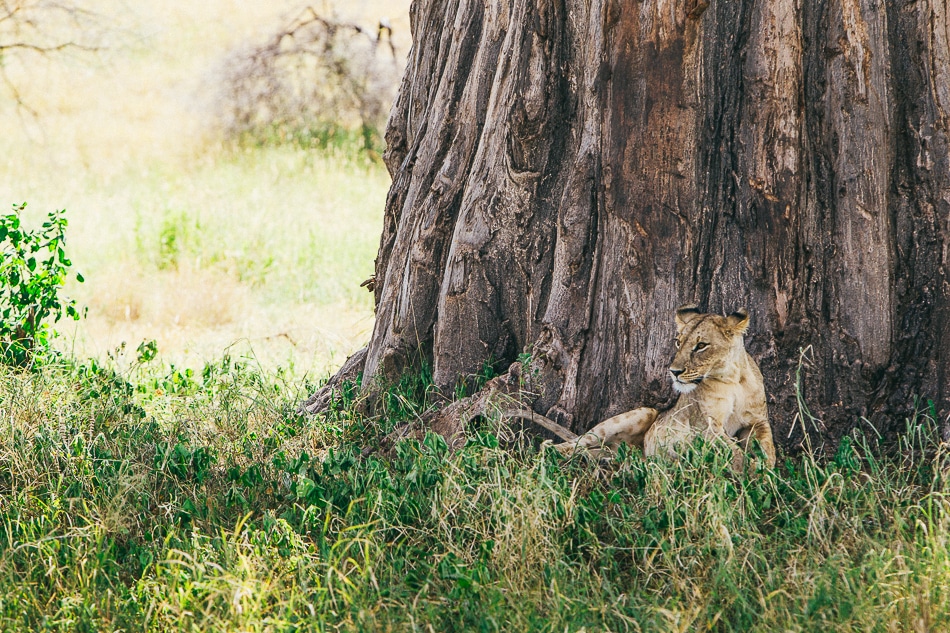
0,0,410,377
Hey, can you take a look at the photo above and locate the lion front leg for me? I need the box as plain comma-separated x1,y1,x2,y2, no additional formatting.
735,419,776,468
554,408,658,457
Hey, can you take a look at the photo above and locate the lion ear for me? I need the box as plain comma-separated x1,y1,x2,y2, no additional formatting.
726,308,750,336
675,304,702,333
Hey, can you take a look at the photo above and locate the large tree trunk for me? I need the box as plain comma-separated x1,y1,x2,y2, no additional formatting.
304,0,950,453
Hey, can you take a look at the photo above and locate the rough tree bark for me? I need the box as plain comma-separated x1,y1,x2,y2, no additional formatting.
303,0,950,454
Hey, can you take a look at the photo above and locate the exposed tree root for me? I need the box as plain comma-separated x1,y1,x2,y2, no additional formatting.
298,346,367,415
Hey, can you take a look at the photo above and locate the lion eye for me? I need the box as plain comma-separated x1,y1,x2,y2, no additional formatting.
693,342,708,352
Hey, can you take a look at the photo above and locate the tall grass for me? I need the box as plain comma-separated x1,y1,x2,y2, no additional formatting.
2,146,388,378
1,355,948,632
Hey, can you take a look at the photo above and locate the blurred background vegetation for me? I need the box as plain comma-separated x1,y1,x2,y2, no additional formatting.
0,0,410,378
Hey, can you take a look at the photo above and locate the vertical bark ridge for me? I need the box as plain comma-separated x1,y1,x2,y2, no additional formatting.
364,0,499,383
433,0,567,386
532,0,608,427
377,0,464,294
882,0,950,433
825,0,893,371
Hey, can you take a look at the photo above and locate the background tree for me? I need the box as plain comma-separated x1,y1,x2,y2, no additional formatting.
214,7,400,151
304,0,950,453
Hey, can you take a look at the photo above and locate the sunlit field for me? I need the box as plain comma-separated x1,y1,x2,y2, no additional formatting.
0,0,410,377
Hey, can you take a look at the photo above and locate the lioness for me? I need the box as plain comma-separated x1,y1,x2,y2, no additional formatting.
514,306,775,468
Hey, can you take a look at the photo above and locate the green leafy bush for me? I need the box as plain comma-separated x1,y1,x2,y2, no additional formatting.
0,202,84,365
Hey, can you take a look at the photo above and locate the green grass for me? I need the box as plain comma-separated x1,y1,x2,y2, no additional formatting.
1,354,948,632
1,143,388,378
117,147,386,308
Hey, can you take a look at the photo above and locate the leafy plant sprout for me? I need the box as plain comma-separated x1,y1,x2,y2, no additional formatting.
0,202,84,366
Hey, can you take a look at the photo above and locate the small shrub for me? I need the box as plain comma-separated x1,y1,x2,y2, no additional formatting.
148,208,201,271
0,202,84,365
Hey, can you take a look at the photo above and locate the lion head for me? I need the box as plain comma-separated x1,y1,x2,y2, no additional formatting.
668,305,750,394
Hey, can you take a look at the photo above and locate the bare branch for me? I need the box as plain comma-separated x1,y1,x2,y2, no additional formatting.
0,0,111,113
0,40,99,53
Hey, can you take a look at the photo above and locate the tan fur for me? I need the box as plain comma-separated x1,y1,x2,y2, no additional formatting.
555,306,776,468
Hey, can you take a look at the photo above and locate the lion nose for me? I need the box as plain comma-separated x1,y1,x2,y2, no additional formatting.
670,369,684,379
